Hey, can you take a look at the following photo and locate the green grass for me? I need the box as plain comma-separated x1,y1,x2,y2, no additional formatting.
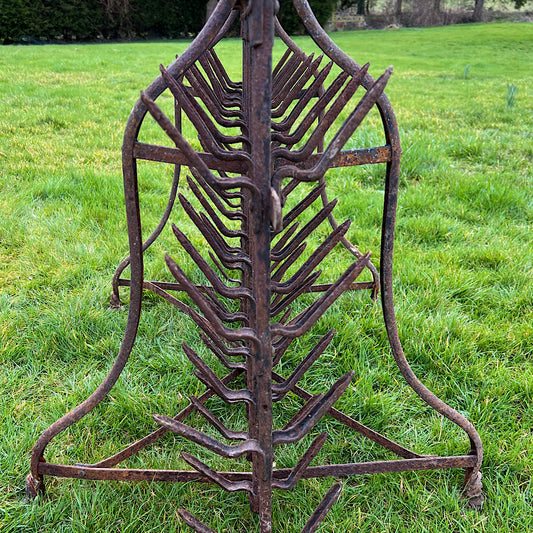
1,22,532,532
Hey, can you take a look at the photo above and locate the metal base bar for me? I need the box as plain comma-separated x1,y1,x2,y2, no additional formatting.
38,455,477,483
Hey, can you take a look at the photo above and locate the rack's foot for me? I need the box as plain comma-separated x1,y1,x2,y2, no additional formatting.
109,291,124,310
25,473,43,501
462,470,484,510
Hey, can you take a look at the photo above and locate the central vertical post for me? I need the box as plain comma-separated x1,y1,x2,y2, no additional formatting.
241,1,275,531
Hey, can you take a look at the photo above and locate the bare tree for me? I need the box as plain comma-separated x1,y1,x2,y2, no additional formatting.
395,0,403,18
406,0,444,26
473,0,484,21
99,0,132,38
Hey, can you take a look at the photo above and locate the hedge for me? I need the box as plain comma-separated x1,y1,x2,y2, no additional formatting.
0,0,337,43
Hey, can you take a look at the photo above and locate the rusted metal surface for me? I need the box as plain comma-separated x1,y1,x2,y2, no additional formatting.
27,0,483,529
38,454,478,484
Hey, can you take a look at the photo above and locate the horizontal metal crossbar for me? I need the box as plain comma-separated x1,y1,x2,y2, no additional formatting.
116,278,377,294
133,142,392,171
39,454,478,483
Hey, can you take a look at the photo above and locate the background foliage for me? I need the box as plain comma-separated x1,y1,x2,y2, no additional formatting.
0,0,210,42
0,0,337,43
1,0,530,43
278,0,338,33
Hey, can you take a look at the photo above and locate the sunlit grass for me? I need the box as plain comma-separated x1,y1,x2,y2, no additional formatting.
1,22,532,532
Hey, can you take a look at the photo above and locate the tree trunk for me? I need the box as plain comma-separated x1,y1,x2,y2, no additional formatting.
395,0,403,22
395,0,403,16
357,0,366,15
433,0,441,12
473,0,484,22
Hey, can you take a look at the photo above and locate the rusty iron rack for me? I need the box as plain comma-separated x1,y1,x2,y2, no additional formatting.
27,1,483,531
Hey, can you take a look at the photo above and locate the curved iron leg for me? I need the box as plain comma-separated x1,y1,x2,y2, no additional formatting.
319,178,381,299
27,149,144,499
26,0,243,502
111,2,238,308
380,157,483,507
110,164,180,308
292,0,483,507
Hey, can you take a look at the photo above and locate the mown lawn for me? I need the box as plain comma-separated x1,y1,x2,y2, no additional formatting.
0,22,532,532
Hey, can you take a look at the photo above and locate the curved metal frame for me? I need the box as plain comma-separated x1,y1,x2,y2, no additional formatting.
27,0,238,495
292,0,483,496
27,0,483,530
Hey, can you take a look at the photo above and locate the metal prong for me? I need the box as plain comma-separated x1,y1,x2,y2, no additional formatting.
301,483,343,533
